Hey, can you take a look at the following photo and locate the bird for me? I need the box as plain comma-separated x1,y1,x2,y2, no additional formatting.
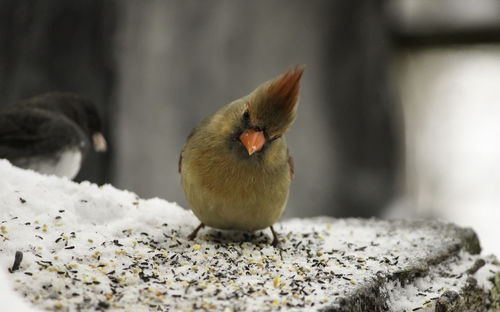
0,92,107,179
179,66,304,246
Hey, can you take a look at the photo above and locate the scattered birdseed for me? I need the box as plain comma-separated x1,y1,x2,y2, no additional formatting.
273,276,280,288
9,251,23,272
0,160,498,311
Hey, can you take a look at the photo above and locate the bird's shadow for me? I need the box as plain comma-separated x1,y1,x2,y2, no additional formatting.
199,229,273,247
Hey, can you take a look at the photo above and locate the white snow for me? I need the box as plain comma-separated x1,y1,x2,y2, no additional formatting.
0,269,39,311
0,159,192,311
0,159,497,311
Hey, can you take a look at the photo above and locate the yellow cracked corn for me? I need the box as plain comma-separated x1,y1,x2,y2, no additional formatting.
273,276,279,288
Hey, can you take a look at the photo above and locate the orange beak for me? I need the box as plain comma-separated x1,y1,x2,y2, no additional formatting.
239,129,266,155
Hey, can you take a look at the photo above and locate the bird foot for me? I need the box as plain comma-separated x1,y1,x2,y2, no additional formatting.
270,226,280,247
188,223,204,240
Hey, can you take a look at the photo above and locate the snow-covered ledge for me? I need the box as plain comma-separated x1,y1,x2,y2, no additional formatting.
0,160,498,312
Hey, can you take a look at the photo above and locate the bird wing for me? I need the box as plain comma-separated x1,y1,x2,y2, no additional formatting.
287,150,294,181
179,123,202,174
0,108,83,159
0,109,50,143
178,153,182,174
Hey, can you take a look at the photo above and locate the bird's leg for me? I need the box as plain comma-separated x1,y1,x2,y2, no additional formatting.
188,223,205,240
269,225,280,247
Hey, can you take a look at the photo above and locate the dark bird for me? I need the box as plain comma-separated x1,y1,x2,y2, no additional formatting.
0,92,107,179
179,66,304,245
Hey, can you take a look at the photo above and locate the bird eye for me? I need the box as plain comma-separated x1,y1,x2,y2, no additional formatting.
243,109,250,122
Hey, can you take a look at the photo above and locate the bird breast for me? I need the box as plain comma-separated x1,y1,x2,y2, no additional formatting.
181,137,291,231
13,148,82,180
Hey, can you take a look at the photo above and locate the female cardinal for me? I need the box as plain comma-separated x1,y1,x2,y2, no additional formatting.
179,66,304,246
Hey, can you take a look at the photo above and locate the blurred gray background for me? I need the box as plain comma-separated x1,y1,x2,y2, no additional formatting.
2,0,500,256
113,0,397,219
0,0,398,219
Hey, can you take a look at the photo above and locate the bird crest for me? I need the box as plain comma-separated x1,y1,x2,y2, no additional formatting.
249,66,304,136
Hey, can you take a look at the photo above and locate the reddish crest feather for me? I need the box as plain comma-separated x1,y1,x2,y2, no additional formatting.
267,65,304,116
250,65,304,135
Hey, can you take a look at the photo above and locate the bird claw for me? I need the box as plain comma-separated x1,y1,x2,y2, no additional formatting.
269,226,280,247
188,223,204,240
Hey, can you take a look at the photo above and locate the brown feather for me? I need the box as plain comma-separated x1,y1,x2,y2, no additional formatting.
178,153,182,173
288,153,294,181
249,66,304,136
267,65,304,118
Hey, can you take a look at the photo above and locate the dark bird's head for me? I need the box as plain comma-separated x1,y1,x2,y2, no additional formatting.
17,92,107,152
238,66,304,155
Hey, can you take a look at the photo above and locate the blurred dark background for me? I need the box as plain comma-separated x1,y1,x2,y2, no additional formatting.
2,0,500,256
0,0,116,184
0,0,398,219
